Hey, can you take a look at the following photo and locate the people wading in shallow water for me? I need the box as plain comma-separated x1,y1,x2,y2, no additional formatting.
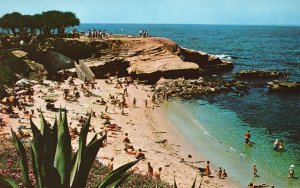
253,164,258,177
273,139,279,151
288,164,295,178
245,130,251,144
278,140,284,151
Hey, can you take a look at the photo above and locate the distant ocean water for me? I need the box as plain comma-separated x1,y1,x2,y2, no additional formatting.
75,24,300,187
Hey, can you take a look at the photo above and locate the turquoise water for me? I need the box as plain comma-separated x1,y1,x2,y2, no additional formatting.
162,100,299,188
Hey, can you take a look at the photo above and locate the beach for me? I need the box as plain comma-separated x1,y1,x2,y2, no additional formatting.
0,78,237,187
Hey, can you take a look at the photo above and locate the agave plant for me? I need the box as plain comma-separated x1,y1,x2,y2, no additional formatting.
0,109,139,188
173,175,197,188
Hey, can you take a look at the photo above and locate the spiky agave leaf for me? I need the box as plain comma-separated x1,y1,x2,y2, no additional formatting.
0,176,19,188
10,129,32,188
98,159,140,188
39,112,55,187
71,134,106,188
110,170,134,188
30,118,44,188
70,113,92,186
54,109,71,187
174,175,178,188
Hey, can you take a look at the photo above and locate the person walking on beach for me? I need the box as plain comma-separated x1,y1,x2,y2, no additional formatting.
147,162,153,176
245,130,251,143
288,164,295,178
154,167,162,179
133,97,136,107
253,164,258,177
145,99,148,108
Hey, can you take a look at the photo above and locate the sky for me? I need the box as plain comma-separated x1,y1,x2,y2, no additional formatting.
1,0,300,25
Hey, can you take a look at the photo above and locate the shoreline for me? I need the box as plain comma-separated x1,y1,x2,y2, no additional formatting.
1,78,238,187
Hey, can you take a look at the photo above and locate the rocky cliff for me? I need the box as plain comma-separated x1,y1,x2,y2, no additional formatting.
54,36,233,82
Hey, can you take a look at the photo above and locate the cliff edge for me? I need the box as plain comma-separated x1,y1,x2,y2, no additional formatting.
55,36,233,82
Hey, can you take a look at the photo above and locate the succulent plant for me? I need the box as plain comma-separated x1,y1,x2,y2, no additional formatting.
0,109,139,188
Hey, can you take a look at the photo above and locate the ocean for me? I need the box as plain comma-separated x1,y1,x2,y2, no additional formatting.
75,24,300,187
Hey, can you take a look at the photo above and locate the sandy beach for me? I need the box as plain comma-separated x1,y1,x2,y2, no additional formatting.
0,77,238,188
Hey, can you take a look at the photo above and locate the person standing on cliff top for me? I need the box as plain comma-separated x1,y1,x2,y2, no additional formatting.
245,130,251,143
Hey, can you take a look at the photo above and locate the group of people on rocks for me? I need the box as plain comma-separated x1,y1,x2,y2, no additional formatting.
87,29,111,39
139,30,149,38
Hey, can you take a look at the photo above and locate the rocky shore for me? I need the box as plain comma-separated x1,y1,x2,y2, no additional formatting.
47,36,233,82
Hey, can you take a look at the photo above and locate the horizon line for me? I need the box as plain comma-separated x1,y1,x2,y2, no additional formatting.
79,22,300,27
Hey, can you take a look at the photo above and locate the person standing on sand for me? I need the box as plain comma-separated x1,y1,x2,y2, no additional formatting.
217,167,222,179
145,99,148,108
154,167,162,179
133,97,136,107
147,162,153,176
205,161,211,176
108,157,114,170
245,130,251,143
253,164,258,177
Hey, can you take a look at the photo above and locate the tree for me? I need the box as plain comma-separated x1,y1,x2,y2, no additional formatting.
0,10,80,36
58,12,80,35
0,12,23,36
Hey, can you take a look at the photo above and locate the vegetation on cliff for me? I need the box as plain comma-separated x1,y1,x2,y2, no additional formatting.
0,11,80,36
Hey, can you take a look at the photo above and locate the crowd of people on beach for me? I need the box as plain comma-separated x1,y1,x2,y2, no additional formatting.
1,71,297,187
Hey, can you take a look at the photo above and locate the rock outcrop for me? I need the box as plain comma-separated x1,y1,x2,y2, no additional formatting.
55,37,234,82
0,50,47,98
233,70,289,80
268,80,300,92
154,78,249,99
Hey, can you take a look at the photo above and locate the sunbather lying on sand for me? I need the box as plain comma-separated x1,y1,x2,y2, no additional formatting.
106,124,121,131
125,148,145,159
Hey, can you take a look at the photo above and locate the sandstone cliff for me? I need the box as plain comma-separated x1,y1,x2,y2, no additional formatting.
51,36,233,82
